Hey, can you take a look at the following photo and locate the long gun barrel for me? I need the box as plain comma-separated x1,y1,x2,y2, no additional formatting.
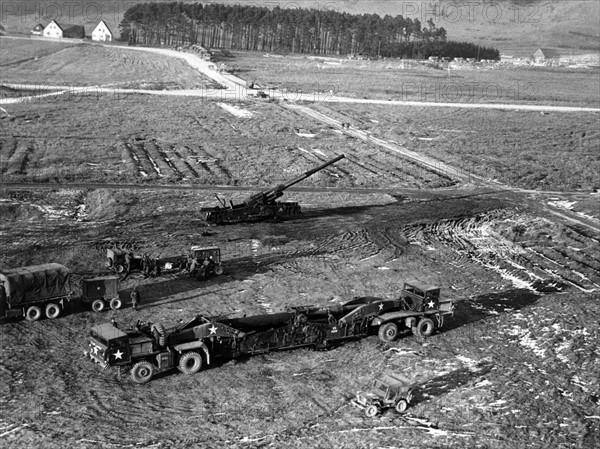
244,154,345,206
279,154,345,190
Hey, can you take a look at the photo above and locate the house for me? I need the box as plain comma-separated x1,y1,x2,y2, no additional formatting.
92,20,112,42
533,48,560,62
31,23,44,36
63,25,85,39
43,20,63,38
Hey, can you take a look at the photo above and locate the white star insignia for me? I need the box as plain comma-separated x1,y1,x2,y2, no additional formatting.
113,349,123,360
92,345,99,354
378,303,384,311
427,300,436,309
209,325,218,335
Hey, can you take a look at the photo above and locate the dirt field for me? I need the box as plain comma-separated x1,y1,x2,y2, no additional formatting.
0,39,220,90
1,38,599,449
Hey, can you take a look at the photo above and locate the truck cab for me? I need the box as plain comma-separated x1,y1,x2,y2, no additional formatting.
86,323,132,369
400,282,441,312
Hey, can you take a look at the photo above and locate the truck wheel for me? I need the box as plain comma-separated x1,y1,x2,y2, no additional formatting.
131,361,154,384
395,399,408,413
413,318,435,338
214,265,224,275
196,268,206,280
115,264,124,273
92,299,105,312
106,257,114,268
365,405,379,418
25,306,42,321
45,303,61,319
110,298,122,310
378,322,398,342
178,351,203,375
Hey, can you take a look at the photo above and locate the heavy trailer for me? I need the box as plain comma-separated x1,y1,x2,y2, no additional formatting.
0,264,121,321
85,287,454,383
200,154,345,224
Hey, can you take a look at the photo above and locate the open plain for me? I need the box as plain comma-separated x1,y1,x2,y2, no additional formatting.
1,30,599,449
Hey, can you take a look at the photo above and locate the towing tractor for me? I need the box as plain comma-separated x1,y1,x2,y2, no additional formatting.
372,282,454,341
188,246,223,279
0,264,121,321
85,289,454,383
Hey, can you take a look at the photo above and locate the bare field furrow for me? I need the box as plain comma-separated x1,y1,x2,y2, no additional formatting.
6,141,33,175
403,211,600,292
0,138,17,174
145,141,179,178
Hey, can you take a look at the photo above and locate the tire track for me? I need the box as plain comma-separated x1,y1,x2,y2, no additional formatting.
0,138,17,175
169,145,197,179
403,211,600,292
145,140,181,179
6,141,33,175
121,141,148,178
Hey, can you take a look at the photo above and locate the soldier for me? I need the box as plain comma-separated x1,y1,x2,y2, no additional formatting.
124,251,132,275
153,257,161,277
142,254,151,278
131,287,140,311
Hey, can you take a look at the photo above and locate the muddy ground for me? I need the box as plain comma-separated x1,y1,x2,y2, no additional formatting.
1,184,599,449
1,46,599,448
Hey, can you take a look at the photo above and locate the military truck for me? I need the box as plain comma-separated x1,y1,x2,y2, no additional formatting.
351,373,413,417
372,282,454,341
0,264,121,321
85,291,454,383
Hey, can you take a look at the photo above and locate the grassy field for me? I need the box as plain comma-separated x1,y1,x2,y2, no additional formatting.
0,38,219,89
230,51,600,106
311,103,600,191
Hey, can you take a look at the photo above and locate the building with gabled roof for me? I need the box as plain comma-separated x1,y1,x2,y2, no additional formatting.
92,20,113,42
43,20,63,38
533,48,561,61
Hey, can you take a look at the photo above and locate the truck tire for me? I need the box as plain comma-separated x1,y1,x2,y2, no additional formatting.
214,265,224,275
395,399,408,413
378,322,398,342
365,405,379,418
110,298,122,310
196,268,206,280
413,318,435,338
115,264,124,274
106,257,113,268
45,303,61,319
178,351,203,375
92,299,105,312
151,323,166,347
131,361,154,384
25,306,42,321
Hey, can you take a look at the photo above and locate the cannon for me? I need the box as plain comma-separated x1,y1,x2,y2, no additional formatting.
200,154,345,224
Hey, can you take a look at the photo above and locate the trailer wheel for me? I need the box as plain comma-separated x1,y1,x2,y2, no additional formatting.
110,298,122,310
115,264,124,274
178,351,203,375
25,306,42,322
214,265,224,275
92,299,105,313
45,303,61,319
378,322,398,342
413,318,435,338
395,399,408,413
365,405,379,418
131,361,154,384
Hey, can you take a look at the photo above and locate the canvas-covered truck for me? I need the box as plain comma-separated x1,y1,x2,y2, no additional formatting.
0,264,121,321
85,291,453,383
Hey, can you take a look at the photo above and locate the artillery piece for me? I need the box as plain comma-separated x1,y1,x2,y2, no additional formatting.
200,154,345,224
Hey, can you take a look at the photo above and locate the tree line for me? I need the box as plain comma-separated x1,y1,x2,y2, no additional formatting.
119,3,499,60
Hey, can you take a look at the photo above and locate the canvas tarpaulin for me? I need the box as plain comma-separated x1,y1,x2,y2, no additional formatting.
0,263,70,306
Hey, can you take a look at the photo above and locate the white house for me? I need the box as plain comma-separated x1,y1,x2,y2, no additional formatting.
43,20,63,38
92,20,112,42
